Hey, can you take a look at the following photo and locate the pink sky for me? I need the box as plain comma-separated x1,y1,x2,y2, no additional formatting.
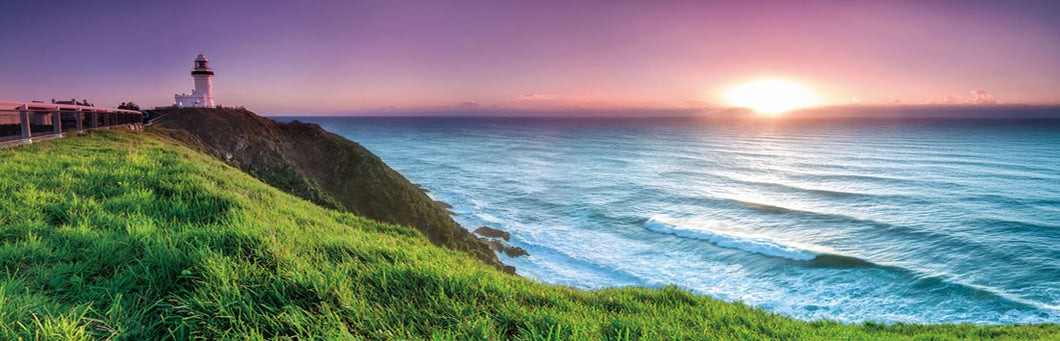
0,0,1057,114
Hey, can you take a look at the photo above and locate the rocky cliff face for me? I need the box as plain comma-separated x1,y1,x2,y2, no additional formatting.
151,107,510,272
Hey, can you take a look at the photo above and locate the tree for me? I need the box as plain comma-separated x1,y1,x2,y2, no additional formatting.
118,102,141,111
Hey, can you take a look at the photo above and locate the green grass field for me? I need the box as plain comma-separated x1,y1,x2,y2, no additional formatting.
0,130,1056,340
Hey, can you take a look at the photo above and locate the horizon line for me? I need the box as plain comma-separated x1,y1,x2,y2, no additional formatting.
261,103,1060,118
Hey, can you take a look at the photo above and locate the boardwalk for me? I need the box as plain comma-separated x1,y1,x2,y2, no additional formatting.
0,101,143,147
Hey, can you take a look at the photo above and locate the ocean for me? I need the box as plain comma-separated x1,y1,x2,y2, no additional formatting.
281,115,1059,325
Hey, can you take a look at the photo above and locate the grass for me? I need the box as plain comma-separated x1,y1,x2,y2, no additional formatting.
150,107,503,270
0,129,1056,340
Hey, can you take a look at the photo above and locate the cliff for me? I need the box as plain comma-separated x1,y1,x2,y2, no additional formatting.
150,107,509,272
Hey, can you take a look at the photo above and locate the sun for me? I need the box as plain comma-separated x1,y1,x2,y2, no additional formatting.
723,79,820,115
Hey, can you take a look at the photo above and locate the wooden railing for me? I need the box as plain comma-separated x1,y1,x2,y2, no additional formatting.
0,101,144,147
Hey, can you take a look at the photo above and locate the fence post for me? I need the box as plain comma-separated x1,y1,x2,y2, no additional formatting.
53,107,61,134
75,108,83,131
18,105,31,138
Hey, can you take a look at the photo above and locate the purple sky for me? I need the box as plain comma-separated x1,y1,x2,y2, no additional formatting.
1,0,1057,114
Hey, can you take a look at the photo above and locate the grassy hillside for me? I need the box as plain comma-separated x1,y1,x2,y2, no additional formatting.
0,130,1056,340
150,107,507,273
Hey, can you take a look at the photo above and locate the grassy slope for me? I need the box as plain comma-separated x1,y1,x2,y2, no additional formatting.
0,130,1055,340
150,107,505,273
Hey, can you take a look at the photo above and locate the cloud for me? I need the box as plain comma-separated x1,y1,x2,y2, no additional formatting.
498,93,628,110
943,95,960,104
969,89,999,104
456,101,480,109
516,93,560,100
683,100,715,108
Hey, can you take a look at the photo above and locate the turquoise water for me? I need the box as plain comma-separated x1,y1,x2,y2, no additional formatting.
289,116,1060,324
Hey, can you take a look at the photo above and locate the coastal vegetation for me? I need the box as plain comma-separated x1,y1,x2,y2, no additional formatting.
150,107,506,272
0,124,1056,339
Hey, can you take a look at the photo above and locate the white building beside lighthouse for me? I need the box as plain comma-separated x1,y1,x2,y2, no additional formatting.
174,54,215,108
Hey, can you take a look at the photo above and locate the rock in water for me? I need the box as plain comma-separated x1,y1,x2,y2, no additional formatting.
476,236,529,258
474,226,510,241
503,246,529,257
479,238,505,252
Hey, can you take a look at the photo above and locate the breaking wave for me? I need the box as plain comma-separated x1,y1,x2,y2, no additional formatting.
644,215,819,261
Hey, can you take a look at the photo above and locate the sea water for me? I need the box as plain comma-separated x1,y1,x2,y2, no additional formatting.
283,116,1059,325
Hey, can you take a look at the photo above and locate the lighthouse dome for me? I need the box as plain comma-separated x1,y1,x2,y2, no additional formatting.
195,54,208,62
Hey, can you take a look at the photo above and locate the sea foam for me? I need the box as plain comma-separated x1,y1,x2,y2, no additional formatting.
644,215,818,261
315,116,1060,324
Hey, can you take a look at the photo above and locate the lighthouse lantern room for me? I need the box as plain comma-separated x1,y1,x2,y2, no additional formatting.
174,54,215,108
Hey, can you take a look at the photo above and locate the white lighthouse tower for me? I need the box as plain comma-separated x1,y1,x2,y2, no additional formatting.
174,54,215,108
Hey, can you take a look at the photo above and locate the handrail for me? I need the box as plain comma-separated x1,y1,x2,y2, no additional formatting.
1,100,145,147
0,101,142,114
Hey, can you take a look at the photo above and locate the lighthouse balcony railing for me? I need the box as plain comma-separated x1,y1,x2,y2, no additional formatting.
0,101,144,147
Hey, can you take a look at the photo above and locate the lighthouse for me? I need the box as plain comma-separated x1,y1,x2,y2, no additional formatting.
174,54,215,108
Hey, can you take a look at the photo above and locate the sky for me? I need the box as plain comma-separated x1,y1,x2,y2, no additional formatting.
0,0,1057,115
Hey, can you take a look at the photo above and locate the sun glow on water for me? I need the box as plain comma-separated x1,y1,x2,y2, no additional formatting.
724,79,820,115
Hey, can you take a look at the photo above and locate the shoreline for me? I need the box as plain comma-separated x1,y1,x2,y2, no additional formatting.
318,115,1060,326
